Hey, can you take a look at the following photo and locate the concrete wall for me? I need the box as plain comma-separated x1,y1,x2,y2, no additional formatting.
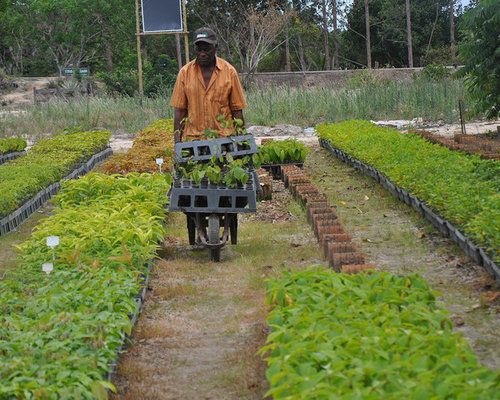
242,68,424,89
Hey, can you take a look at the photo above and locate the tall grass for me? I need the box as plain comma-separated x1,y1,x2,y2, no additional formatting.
0,78,464,138
247,78,464,126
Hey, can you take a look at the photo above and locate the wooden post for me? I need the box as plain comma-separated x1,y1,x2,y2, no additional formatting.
182,0,189,64
135,0,144,96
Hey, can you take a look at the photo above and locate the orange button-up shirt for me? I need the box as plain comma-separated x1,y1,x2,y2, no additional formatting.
170,57,248,139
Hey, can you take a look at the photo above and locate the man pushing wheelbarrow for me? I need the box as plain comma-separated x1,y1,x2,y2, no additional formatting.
168,27,260,261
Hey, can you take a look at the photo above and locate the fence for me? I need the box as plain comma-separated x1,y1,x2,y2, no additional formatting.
33,81,91,104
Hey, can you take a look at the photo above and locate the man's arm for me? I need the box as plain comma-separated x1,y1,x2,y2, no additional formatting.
231,109,245,134
174,108,187,143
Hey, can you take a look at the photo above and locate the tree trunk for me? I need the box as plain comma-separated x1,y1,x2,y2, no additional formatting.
105,41,113,69
175,33,182,70
285,30,291,72
322,0,330,70
450,0,456,59
297,32,307,71
364,0,372,68
332,0,339,69
427,3,440,53
406,0,414,68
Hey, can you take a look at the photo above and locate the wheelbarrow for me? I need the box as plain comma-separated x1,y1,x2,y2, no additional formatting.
167,135,260,261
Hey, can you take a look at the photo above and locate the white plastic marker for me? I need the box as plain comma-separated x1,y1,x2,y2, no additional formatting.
42,262,53,275
156,158,164,173
46,236,59,260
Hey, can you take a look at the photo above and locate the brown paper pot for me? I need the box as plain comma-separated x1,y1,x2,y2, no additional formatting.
330,252,365,272
341,264,375,274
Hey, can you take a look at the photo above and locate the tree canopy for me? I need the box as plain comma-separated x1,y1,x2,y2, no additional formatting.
456,0,500,118
0,0,472,94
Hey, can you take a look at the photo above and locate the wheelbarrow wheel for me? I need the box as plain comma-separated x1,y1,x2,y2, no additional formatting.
208,214,221,262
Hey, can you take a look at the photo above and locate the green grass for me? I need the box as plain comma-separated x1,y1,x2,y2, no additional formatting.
0,78,464,138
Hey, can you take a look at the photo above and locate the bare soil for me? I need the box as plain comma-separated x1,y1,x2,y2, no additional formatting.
0,77,58,108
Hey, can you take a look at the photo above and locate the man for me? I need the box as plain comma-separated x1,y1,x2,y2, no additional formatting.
170,27,248,143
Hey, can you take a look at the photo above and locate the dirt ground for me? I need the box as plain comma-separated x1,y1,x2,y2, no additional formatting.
0,77,58,108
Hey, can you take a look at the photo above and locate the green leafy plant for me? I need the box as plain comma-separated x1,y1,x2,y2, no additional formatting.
0,172,170,398
259,138,310,164
176,151,260,187
261,267,500,398
418,64,451,81
455,0,500,118
0,137,27,155
0,129,111,218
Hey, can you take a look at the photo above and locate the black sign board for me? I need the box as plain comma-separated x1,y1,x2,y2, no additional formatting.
141,0,183,33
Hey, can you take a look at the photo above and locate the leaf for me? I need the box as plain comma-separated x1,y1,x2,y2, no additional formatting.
91,381,110,400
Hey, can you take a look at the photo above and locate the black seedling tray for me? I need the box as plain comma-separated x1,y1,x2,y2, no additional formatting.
174,134,259,163
168,177,257,213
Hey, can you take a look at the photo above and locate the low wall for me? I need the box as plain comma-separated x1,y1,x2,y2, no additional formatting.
242,68,424,88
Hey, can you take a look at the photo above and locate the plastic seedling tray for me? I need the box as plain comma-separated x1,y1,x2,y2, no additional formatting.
174,134,259,163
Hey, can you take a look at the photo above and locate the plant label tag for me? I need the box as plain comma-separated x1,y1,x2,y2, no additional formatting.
42,262,53,275
156,158,164,165
47,236,59,247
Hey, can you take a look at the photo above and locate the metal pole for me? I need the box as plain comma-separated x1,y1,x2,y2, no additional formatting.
459,99,466,135
135,0,144,96
182,0,189,64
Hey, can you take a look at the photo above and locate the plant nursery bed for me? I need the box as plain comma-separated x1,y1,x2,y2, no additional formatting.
304,142,500,371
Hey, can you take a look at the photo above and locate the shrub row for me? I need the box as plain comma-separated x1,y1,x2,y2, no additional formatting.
262,267,500,398
0,137,26,155
103,119,175,174
411,129,500,160
0,130,111,218
0,172,170,398
317,120,499,262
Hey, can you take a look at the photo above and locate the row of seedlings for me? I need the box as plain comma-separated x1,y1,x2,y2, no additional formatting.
261,267,500,399
0,129,112,236
0,172,170,398
411,129,500,160
259,138,309,179
103,119,175,175
281,164,374,274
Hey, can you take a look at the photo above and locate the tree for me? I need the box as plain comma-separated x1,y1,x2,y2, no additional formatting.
321,0,330,69
343,0,454,68
241,1,293,76
405,0,413,67
331,0,339,68
450,0,456,58
364,0,372,68
456,0,500,118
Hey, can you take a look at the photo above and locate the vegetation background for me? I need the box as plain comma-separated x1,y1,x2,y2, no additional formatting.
0,0,498,118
